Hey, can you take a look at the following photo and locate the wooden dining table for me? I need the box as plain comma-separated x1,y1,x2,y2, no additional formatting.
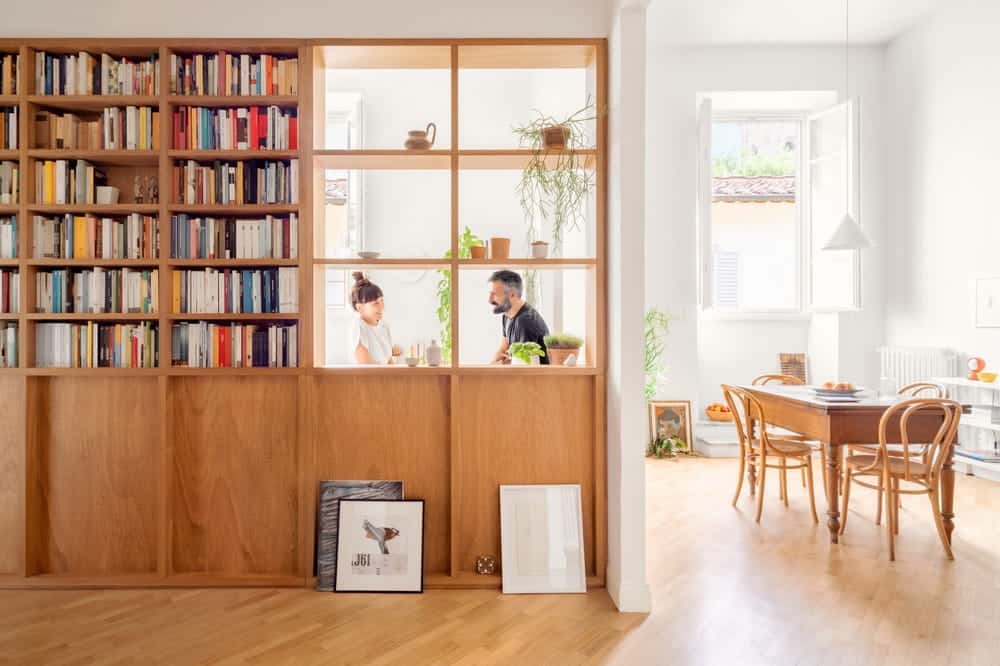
742,384,968,545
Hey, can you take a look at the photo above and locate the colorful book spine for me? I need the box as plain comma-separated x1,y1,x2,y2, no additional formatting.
0,161,18,204
0,322,16,368
0,54,18,95
0,216,16,258
174,267,297,313
171,321,297,368
1,107,17,150
172,159,298,205
33,160,107,205
34,107,159,151
170,213,297,259
172,106,297,150
35,268,157,314
32,214,158,259
0,269,19,313
35,321,157,368
34,51,159,96
169,52,298,96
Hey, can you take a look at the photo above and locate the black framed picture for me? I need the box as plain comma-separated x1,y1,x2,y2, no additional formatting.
315,480,404,591
334,499,424,593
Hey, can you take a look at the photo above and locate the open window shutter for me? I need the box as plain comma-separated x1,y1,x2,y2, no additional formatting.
807,99,861,310
696,97,713,308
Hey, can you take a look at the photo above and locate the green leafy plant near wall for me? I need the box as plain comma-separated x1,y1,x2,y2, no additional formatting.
513,100,596,253
509,341,546,364
644,308,671,401
437,227,483,363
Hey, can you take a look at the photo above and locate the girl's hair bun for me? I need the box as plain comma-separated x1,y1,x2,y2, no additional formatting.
352,271,368,285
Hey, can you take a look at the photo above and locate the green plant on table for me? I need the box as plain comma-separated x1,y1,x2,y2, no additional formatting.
509,341,546,365
644,308,671,401
437,227,483,363
513,100,596,254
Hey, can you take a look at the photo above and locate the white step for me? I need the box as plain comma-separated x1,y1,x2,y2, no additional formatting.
694,420,739,458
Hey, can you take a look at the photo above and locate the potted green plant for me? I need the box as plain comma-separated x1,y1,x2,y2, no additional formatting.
437,227,483,363
513,101,596,254
509,341,546,366
644,308,670,400
543,333,583,366
647,435,682,460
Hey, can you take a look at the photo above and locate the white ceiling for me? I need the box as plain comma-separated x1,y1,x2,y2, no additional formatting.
648,0,941,46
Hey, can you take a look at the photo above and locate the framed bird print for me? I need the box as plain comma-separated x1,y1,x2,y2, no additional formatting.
334,499,425,593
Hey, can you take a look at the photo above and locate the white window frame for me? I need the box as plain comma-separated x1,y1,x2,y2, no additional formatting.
805,99,863,312
701,110,807,318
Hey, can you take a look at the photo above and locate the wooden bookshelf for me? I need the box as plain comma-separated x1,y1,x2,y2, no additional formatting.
0,37,607,593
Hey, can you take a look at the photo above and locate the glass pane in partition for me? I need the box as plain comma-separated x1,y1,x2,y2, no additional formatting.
318,167,450,259
458,162,596,259
458,267,592,367
320,266,448,366
458,45,597,150
321,45,452,150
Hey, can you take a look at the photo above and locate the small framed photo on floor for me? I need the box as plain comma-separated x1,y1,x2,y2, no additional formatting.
499,484,586,594
648,400,692,453
334,499,424,593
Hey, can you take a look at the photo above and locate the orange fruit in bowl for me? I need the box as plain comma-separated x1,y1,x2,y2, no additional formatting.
822,381,835,389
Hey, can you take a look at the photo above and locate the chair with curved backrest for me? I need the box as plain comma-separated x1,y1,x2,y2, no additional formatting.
841,397,961,560
751,374,826,500
723,384,819,524
846,381,947,526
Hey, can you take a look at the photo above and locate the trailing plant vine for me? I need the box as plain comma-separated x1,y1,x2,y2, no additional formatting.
513,100,596,254
436,227,482,363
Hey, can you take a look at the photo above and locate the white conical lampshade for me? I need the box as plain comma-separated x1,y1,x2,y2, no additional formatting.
822,213,872,250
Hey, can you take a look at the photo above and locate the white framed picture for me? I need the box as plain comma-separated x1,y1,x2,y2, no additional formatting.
499,484,586,594
334,499,424,593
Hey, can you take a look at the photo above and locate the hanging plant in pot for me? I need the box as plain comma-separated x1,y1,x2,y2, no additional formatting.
513,100,596,255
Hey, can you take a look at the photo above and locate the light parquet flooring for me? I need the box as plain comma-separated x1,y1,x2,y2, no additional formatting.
2,457,1000,665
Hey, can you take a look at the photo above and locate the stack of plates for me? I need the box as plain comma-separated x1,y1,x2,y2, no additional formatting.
810,386,864,402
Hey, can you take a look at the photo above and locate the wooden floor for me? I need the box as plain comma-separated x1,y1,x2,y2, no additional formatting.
3,457,1000,665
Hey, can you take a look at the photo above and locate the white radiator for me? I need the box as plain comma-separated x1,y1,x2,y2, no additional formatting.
878,346,958,388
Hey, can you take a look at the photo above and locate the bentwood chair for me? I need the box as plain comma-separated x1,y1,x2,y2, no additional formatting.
846,382,947,525
751,374,826,498
840,398,961,560
724,384,819,524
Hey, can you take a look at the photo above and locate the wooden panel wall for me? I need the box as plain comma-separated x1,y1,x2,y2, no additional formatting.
171,377,299,576
453,375,596,575
33,378,160,575
309,375,451,575
0,377,24,575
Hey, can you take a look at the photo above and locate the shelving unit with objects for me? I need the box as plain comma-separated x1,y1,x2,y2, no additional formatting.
932,376,1000,482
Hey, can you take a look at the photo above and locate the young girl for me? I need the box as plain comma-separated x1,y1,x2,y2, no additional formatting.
349,272,400,365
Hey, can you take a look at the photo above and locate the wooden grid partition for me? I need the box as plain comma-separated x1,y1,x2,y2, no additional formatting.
0,38,607,590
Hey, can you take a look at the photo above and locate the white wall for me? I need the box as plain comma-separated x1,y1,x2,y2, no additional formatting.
645,43,887,410
0,0,610,38
884,1,1000,361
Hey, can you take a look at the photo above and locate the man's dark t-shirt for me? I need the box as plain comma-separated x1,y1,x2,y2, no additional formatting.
502,303,550,364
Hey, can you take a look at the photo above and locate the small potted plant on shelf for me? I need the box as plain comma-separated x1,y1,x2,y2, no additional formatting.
509,341,546,366
543,333,582,366
531,240,550,259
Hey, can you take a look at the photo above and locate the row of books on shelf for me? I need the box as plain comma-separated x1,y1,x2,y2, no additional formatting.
35,159,104,204
0,216,15,258
172,267,298,314
174,105,297,151
1,107,17,150
170,213,297,259
1,54,18,95
0,161,17,204
173,159,299,205
35,321,157,368
170,52,298,97
0,323,15,368
35,51,158,96
1,269,18,313
35,107,160,151
35,268,157,314
172,321,297,368
34,214,158,260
